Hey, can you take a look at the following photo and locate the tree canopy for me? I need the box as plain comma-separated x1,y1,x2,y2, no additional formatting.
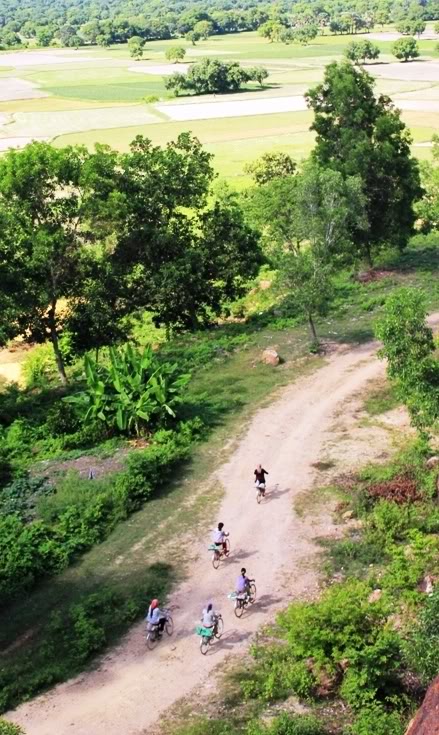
0,135,262,381
306,61,422,265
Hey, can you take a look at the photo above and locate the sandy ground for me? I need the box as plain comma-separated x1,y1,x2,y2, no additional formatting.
9,339,392,735
0,78,48,101
0,348,24,383
0,50,107,67
129,63,189,75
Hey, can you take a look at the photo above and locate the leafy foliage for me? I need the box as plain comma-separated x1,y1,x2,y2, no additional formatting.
391,37,420,62
244,151,296,185
0,420,200,606
344,39,380,64
405,586,439,684
307,62,422,265
375,288,439,434
165,58,268,96
67,345,190,436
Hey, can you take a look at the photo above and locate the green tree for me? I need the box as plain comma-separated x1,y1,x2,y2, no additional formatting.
128,35,145,60
375,288,439,435
193,20,213,40
185,30,200,45
0,143,99,384
247,65,269,87
244,162,366,343
396,19,425,36
345,39,380,64
416,135,439,231
244,151,296,184
391,36,420,61
258,20,283,42
165,46,186,63
165,58,260,96
306,62,422,265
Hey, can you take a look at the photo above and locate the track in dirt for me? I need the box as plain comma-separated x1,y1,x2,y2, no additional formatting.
9,340,386,735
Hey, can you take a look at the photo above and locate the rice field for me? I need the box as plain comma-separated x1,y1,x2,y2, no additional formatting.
0,27,438,182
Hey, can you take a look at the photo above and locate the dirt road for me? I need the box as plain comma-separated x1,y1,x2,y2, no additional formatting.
9,341,386,735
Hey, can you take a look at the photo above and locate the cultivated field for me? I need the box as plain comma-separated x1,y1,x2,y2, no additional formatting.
1,28,439,183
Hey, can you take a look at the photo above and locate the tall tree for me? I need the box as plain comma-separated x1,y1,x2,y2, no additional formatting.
306,62,422,265
243,161,366,343
0,143,99,384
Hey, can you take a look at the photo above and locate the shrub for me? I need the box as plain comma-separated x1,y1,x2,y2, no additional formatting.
0,421,201,605
44,401,81,436
0,720,25,735
346,704,405,735
0,474,53,520
21,344,58,389
242,581,402,708
405,586,439,683
0,447,12,489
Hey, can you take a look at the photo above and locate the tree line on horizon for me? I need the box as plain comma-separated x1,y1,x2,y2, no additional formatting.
0,0,438,49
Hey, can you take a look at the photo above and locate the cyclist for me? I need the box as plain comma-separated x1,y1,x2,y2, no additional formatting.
254,464,269,497
145,598,167,634
236,567,254,598
201,602,218,631
212,522,229,553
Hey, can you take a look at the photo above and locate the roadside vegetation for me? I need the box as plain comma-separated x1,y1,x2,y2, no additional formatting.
165,299,439,735
0,29,439,734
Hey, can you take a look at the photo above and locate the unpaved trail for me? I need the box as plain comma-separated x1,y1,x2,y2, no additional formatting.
9,341,387,735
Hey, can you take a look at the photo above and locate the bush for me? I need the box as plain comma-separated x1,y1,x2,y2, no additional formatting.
242,581,402,708
0,474,53,520
405,586,439,683
21,344,58,389
0,447,12,489
0,720,25,735
44,401,81,436
346,704,405,735
0,421,201,606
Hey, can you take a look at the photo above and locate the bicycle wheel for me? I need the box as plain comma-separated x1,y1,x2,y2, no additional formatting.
212,551,220,570
200,636,210,655
146,630,158,650
215,616,224,639
165,616,174,636
224,538,231,557
256,490,262,504
234,600,244,618
249,583,257,603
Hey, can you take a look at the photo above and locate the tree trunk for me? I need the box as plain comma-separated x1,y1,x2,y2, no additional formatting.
364,244,373,269
48,303,68,386
308,313,318,344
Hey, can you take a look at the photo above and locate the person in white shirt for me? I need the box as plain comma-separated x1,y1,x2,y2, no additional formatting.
212,522,229,553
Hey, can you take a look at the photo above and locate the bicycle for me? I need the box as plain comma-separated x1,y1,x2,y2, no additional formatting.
145,609,174,650
230,582,257,618
208,537,231,569
255,482,266,504
196,613,224,655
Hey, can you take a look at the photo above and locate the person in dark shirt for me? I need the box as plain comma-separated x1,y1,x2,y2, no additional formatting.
254,464,268,496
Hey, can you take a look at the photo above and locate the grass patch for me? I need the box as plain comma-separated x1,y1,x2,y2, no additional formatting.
363,381,399,416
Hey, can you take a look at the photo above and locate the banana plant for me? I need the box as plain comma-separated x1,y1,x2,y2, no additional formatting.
65,345,190,436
